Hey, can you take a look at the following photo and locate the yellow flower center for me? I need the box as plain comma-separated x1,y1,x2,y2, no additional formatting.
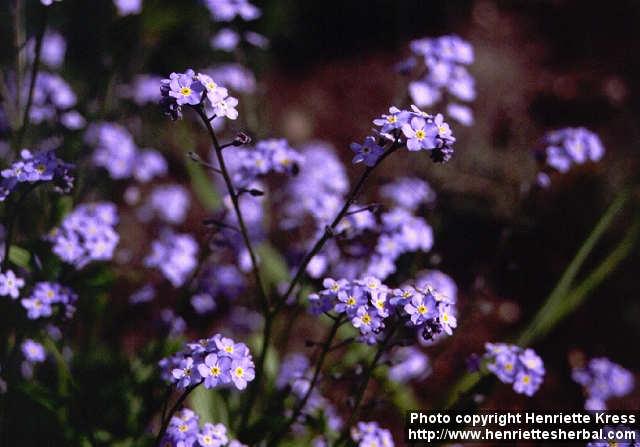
210,366,221,376
180,86,192,96
235,367,244,377
387,115,397,123
415,129,425,140
178,424,188,432
362,313,371,324
347,296,356,305
442,313,449,323
438,124,447,134
522,375,531,384
417,305,427,315
505,363,513,372
203,435,213,445
225,346,233,353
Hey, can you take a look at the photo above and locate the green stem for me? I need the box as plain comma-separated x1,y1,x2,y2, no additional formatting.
153,383,200,447
517,191,628,346
16,5,48,148
267,316,344,446
335,325,397,446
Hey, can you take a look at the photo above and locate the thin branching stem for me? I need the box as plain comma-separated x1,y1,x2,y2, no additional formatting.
153,382,201,447
267,316,345,446
334,324,397,447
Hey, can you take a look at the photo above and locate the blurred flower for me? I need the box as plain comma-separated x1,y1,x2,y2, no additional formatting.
351,421,394,447
211,28,240,51
113,0,142,16
204,0,261,22
0,270,26,299
49,202,120,269
536,127,605,180
572,357,634,410
21,281,78,320
483,343,545,396
144,230,198,287
21,339,46,363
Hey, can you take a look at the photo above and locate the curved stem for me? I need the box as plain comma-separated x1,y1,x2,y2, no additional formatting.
276,143,400,313
195,107,269,310
16,5,47,148
267,316,344,446
2,183,38,270
335,325,397,447
153,383,200,447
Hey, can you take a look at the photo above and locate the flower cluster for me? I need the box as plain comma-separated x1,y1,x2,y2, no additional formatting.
357,105,456,165
483,343,545,396
139,184,190,225
211,28,269,52
85,122,167,182
400,35,475,126
572,357,634,410
310,276,456,344
0,149,74,201
380,177,436,212
159,334,255,391
206,64,256,95
281,143,348,233
0,270,26,299
119,74,163,105
28,31,66,69
160,69,238,121
350,421,395,447
276,354,343,432
160,408,247,447
221,138,303,188
49,202,119,269
113,0,142,16
535,127,605,186
204,0,260,22
21,281,78,319
365,208,434,278
25,72,84,129
388,347,431,383
144,230,198,287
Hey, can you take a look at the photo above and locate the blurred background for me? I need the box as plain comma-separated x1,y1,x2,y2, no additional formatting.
1,0,639,444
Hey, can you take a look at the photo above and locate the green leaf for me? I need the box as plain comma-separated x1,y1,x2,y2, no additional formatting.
257,243,289,289
186,162,220,211
190,387,229,427
8,245,30,269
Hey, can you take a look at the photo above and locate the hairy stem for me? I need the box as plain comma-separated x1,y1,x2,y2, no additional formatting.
195,106,269,310
153,383,200,447
16,6,47,148
267,316,344,446
276,143,400,312
335,324,397,446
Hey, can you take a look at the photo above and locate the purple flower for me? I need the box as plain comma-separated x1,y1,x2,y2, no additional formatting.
404,293,435,325
484,343,545,396
230,356,255,390
204,0,261,22
144,230,198,287
572,357,634,410
537,128,605,180
388,347,431,383
49,202,120,269
0,270,25,299
211,28,240,51
197,353,231,389
351,421,395,447
191,293,216,314
171,357,198,388
21,339,46,363
350,136,384,166
351,306,382,335
113,0,142,16
401,116,439,151
168,69,205,106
